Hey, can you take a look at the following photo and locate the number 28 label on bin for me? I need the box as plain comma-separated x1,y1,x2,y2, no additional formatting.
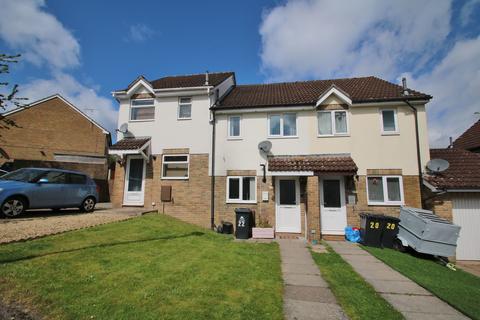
386,222,396,230
369,222,380,229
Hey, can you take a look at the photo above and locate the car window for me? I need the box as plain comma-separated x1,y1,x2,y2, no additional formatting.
67,173,87,184
42,171,67,184
0,168,44,182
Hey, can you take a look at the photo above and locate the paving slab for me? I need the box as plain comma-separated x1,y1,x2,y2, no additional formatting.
368,279,431,295
284,299,347,320
327,241,470,320
278,239,348,320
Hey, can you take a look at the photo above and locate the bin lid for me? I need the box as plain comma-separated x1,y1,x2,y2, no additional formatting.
360,212,384,218
223,222,233,226
235,208,252,213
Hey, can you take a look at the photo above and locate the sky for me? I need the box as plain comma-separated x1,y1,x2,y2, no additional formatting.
0,0,479,147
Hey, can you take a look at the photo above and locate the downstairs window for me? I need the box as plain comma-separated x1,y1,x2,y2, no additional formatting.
366,175,404,205
227,176,256,203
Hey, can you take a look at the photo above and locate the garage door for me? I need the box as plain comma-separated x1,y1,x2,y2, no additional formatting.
453,194,480,260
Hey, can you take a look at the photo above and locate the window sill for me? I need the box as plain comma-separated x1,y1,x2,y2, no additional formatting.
129,119,155,123
267,136,298,139
227,137,243,141
161,177,189,180
226,200,257,204
367,202,404,206
177,118,192,121
317,134,350,138
381,132,400,136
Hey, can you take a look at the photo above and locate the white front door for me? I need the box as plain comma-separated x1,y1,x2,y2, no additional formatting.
123,156,146,206
320,176,347,235
275,177,301,233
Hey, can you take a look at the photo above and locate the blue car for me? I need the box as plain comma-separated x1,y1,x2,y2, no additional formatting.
0,168,98,218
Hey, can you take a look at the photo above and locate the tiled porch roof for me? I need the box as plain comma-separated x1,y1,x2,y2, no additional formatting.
110,137,150,150
268,155,358,174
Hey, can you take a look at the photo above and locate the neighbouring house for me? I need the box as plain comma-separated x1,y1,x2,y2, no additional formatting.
452,119,480,153
110,72,431,241
0,95,112,201
424,148,480,261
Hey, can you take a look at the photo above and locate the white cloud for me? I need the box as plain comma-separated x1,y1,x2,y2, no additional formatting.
20,72,117,134
0,0,80,69
460,0,480,26
0,0,117,135
125,24,154,43
259,0,452,81
406,36,480,147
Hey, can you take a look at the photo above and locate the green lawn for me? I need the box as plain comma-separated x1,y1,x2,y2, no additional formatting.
364,246,480,320
0,214,283,320
310,244,403,320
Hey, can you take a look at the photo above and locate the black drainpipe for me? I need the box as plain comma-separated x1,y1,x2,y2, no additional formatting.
210,109,216,230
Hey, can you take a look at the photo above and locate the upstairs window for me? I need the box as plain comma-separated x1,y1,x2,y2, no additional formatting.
367,176,404,205
318,110,348,136
131,99,155,121
227,176,256,203
228,116,241,138
268,113,297,137
381,109,398,134
162,155,189,179
178,97,192,120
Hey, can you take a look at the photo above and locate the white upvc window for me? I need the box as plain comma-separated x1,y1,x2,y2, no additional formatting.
380,109,399,134
161,154,189,180
178,97,192,120
268,113,297,137
226,176,256,203
318,110,349,136
130,99,155,121
228,115,241,139
366,175,404,205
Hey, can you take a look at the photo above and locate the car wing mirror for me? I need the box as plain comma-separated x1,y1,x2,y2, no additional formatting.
37,178,49,184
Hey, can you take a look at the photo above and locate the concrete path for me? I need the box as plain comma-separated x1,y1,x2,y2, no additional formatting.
328,241,469,320
278,239,347,320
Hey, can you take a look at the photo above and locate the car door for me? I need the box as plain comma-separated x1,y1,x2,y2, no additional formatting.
64,173,89,206
29,171,69,208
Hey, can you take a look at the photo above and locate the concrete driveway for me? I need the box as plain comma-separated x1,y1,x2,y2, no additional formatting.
0,204,148,244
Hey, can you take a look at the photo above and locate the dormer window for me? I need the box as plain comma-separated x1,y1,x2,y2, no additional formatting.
178,97,192,120
130,99,155,121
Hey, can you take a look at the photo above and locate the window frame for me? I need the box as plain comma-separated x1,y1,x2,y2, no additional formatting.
268,113,298,138
226,176,257,204
227,115,242,140
130,98,155,122
366,175,404,206
177,97,192,120
380,108,399,135
317,110,349,137
161,154,190,180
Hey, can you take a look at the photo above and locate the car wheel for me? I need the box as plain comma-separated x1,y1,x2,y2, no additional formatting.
1,197,26,218
80,197,96,213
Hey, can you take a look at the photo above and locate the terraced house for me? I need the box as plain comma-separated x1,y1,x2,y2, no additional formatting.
109,72,431,242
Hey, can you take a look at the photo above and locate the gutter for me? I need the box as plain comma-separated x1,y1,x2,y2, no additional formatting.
209,85,216,230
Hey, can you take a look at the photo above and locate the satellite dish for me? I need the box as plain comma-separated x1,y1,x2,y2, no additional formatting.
117,123,128,134
258,140,272,153
427,158,449,173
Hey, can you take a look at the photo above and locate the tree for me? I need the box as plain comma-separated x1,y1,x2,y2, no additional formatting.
0,53,27,128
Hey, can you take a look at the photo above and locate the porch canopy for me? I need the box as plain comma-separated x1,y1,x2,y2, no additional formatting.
109,137,151,161
268,154,357,175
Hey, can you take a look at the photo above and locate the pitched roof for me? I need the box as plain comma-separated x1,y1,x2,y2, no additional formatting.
110,137,150,150
424,148,480,190
452,120,480,151
1,94,110,135
150,72,234,90
216,76,430,109
268,155,358,173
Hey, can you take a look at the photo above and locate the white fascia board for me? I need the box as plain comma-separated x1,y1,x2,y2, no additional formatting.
352,100,429,107
108,149,140,155
446,189,480,193
215,105,313,115
316,87,352,107
125,79,155,96
268,171,314,176
2,94,110,134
